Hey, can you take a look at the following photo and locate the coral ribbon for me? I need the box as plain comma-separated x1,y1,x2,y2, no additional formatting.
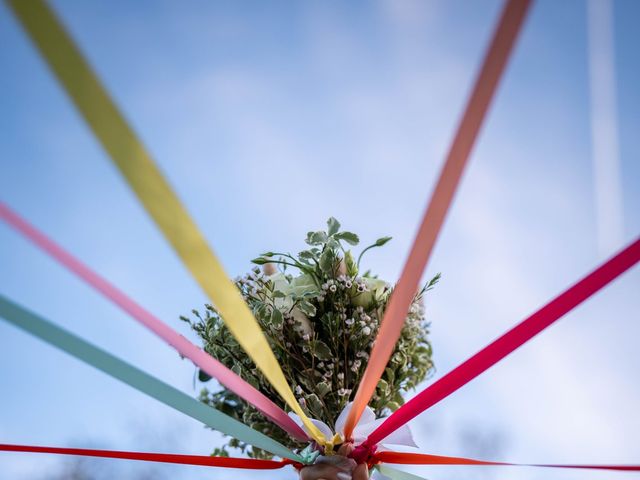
0,202,307,441
0,295,302,462
6,0,325,445
0,444,299,470
343,0,533,438
375,451,640,471
364,237,640,446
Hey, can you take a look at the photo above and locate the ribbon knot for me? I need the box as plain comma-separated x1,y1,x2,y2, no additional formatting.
349,442,377,466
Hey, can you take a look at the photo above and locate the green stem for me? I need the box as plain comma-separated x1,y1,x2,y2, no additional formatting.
357,245,376,269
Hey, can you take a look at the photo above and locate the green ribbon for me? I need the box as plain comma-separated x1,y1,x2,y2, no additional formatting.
377,465,428,480
0,295,302,462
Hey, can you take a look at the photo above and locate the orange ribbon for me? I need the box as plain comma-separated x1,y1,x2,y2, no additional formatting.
343,0,533,438
375,451,640,471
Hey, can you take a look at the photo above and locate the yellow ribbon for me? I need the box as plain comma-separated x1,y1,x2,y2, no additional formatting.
7,0,326,445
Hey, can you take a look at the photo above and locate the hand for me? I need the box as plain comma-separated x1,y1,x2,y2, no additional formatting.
299,443,369,480
299,463,369,480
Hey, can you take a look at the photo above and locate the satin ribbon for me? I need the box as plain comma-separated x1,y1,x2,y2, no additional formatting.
2,444,636,475
375,451,640,472
0,444,299,470
364,237,640,446
6,0,325,445
376,465,426,480
343,0,533,438
0,295,303,462
0,202,307,442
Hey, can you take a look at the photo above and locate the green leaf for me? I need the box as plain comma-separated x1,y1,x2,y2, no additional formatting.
344,250,358,277
327,217,341,236
425,272,441,291
298,300,317,317
317,381,331,398
271,308,284,328
334,231,359,245
231,364,242,376
392,391,404,405
319,248,335,273
306,231,328,245
326,238,340,250
271,290,286,298
198,369,212,382
387,401,401,411
298,250,316,261
377,378,390,395
305,393,324,415
313,340,332,360
384,367,395,385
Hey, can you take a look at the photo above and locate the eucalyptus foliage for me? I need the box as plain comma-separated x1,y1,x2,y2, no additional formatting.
181,218,438,458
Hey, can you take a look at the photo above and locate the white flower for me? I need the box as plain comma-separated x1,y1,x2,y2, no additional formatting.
362,326,371,336
288,402,417,449
295,385,304,395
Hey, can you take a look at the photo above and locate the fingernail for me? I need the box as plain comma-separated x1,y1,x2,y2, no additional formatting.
337,473,351,480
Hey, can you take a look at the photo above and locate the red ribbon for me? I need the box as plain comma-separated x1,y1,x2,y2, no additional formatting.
365,237,640,446
375,451,640,471
0,444,301,470
3,443,637,473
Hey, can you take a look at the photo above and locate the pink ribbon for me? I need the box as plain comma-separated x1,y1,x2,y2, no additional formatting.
0,202,308,441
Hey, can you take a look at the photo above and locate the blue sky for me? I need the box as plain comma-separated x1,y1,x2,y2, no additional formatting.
1,0,639,479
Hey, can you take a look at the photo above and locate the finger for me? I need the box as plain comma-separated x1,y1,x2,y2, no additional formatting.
352,463,369,480
337,443,354,457
300,464,344,480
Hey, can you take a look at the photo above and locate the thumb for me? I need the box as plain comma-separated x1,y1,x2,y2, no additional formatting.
352,463,369,480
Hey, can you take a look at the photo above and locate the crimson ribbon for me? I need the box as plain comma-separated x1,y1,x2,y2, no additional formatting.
365,237,640,446
375,451,640,472
0,444,300,470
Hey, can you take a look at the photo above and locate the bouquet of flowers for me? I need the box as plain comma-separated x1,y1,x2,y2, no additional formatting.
181,218,438,459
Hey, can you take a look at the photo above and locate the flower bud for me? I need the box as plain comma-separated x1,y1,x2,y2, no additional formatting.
262,262,277,276
337,258,347,276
